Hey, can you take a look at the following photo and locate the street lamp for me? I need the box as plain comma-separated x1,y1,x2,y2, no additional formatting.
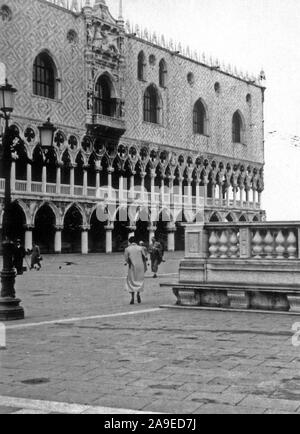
38,118,56,149
0,79,24,321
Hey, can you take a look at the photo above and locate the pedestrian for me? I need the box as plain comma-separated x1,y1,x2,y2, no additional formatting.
149,237,164,278
30,242,42,271
139,241,148,262
13,239,26,275
124,236,147,305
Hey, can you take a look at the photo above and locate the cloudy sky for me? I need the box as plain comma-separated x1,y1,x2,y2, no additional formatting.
104,0,300,221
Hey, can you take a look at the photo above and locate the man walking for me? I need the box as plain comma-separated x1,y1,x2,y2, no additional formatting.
149,237,164,278
13,239,26,275
124,236,147,305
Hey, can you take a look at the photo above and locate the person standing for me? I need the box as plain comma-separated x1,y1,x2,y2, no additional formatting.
13,239,26,275
125,236,147,305
30,242,42,271
149,237,164,278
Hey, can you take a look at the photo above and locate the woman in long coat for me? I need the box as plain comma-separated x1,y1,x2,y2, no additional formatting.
124,237,147,305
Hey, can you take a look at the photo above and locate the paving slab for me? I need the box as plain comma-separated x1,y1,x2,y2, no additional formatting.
0,252,300,414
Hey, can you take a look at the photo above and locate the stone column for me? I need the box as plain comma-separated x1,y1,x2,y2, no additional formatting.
252,188,257,208
212,181,216,206
245,187,250,208
11,160,16,192
167,222,176,252
203,178,208,207
42,165,47,194
54,226,63,254
56,164,61,195
108,168,113,199
240,186,244,208
26,163,32,193
70,165,75,196
178,177,183,208
96,169,101,191
105,224,114,254
233,186,237,208
148,224,156,245
150,169,156,204
119,174,124,202
81,226,89,255
24,226,33,251
141,172,146,202
83,166,88,196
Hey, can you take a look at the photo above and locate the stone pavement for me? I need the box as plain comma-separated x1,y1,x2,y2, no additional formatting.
0,252,300,414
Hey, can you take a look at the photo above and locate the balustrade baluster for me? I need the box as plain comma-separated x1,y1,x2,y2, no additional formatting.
264,230,274,259
252,230,264,258
275,230,286,259
219,230,229,259
286,231,297,259
208,231,219,258
229,231,239,258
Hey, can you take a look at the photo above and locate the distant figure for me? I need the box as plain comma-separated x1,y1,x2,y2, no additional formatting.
149,237,164,278
139,241,148,262
30,243,42,271
13,239,26,275
124,236,147,305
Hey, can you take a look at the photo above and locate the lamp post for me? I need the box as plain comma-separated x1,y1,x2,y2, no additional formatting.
0,79,24,321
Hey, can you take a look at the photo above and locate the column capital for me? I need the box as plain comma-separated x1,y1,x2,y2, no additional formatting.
105,224,114,231
54,225,64,231
80,225,90,232
23,224,34,231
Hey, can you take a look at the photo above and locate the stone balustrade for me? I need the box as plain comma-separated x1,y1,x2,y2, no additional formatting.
165,222,300,314
206,222,300,260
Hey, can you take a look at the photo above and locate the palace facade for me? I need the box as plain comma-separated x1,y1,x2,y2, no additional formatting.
0,0,265,254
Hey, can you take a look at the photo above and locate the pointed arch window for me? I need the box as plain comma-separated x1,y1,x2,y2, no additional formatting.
33,52,57,99
193,99,206,135
144,85,161,124
94,75,112,116
232,111,243,143
159,59,167,88
138,51,146,81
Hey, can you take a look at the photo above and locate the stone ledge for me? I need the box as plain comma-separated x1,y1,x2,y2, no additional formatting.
159,304,300,316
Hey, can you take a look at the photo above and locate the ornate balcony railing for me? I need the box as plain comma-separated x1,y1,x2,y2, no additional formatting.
0,178,261,212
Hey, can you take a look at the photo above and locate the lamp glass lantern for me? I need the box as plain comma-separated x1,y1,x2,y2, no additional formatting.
38,118,56,148
0,79,17,115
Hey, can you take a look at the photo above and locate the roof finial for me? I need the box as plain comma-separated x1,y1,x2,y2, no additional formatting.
119,0,123,20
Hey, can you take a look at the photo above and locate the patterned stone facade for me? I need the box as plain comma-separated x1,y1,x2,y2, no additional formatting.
0,0,266,254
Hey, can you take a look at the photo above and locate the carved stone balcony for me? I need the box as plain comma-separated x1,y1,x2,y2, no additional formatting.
89,113,126,138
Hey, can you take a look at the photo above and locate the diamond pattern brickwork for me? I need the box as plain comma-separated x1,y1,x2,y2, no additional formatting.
0,0,86,132
123,38,264,165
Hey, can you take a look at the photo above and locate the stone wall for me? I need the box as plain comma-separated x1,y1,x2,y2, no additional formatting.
0,0,86,134
123,37,264,165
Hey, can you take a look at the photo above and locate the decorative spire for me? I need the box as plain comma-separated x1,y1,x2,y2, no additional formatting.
118,0,123,20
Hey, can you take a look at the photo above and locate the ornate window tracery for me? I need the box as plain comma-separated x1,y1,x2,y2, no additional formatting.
137,51,146,81
33,52,57,99
159,59,167,88
193,99,206,135
143,85,161,124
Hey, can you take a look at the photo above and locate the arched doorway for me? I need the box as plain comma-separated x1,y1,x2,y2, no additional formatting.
34,204,56,253
155,209,170,251
62,205,83,253
6,202,26,244
135,207,149,244
89,210,106,253
113,208,129,252
175,211,187,251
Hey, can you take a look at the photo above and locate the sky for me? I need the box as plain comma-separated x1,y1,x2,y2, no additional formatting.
103,0,300,221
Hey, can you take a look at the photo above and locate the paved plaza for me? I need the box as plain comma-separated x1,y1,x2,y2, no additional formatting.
0,252,300,414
